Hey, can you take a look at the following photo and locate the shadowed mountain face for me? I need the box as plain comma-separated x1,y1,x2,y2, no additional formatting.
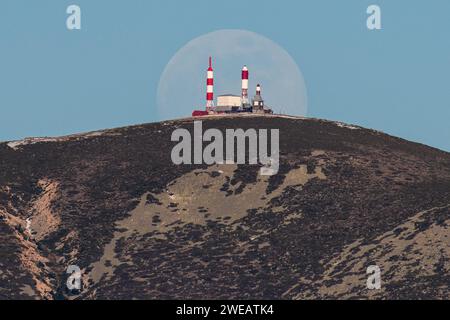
0,115,449,300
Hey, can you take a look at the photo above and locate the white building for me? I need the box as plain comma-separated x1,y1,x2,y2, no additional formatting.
216,94,242,112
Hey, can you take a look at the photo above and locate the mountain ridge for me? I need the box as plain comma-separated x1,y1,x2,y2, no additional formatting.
1,115,449,300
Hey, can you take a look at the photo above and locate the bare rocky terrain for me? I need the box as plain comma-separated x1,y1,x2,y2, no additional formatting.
0,115,449,300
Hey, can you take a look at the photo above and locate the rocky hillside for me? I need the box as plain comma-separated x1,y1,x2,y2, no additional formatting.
0,115,449,300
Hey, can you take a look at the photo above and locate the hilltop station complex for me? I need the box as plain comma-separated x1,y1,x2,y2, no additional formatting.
192,57,274,117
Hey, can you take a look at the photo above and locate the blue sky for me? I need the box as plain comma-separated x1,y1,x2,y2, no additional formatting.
1,0,450,151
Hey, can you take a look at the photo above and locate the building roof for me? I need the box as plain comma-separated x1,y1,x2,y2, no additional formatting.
218,94,240,97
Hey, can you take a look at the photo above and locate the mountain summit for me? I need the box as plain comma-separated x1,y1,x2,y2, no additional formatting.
1,115,449,299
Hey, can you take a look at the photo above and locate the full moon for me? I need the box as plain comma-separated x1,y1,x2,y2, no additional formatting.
156,29,307,120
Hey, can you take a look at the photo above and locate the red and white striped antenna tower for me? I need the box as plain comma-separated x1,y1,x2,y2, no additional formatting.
241,65,249,107
206,56,214,112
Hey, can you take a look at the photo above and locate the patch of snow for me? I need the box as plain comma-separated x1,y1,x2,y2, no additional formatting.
5,130,119,151
7,137,63,150
272,114,309,120
25,217,33,236
83,131,105,138
6,141,25,150
335,122,360,130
